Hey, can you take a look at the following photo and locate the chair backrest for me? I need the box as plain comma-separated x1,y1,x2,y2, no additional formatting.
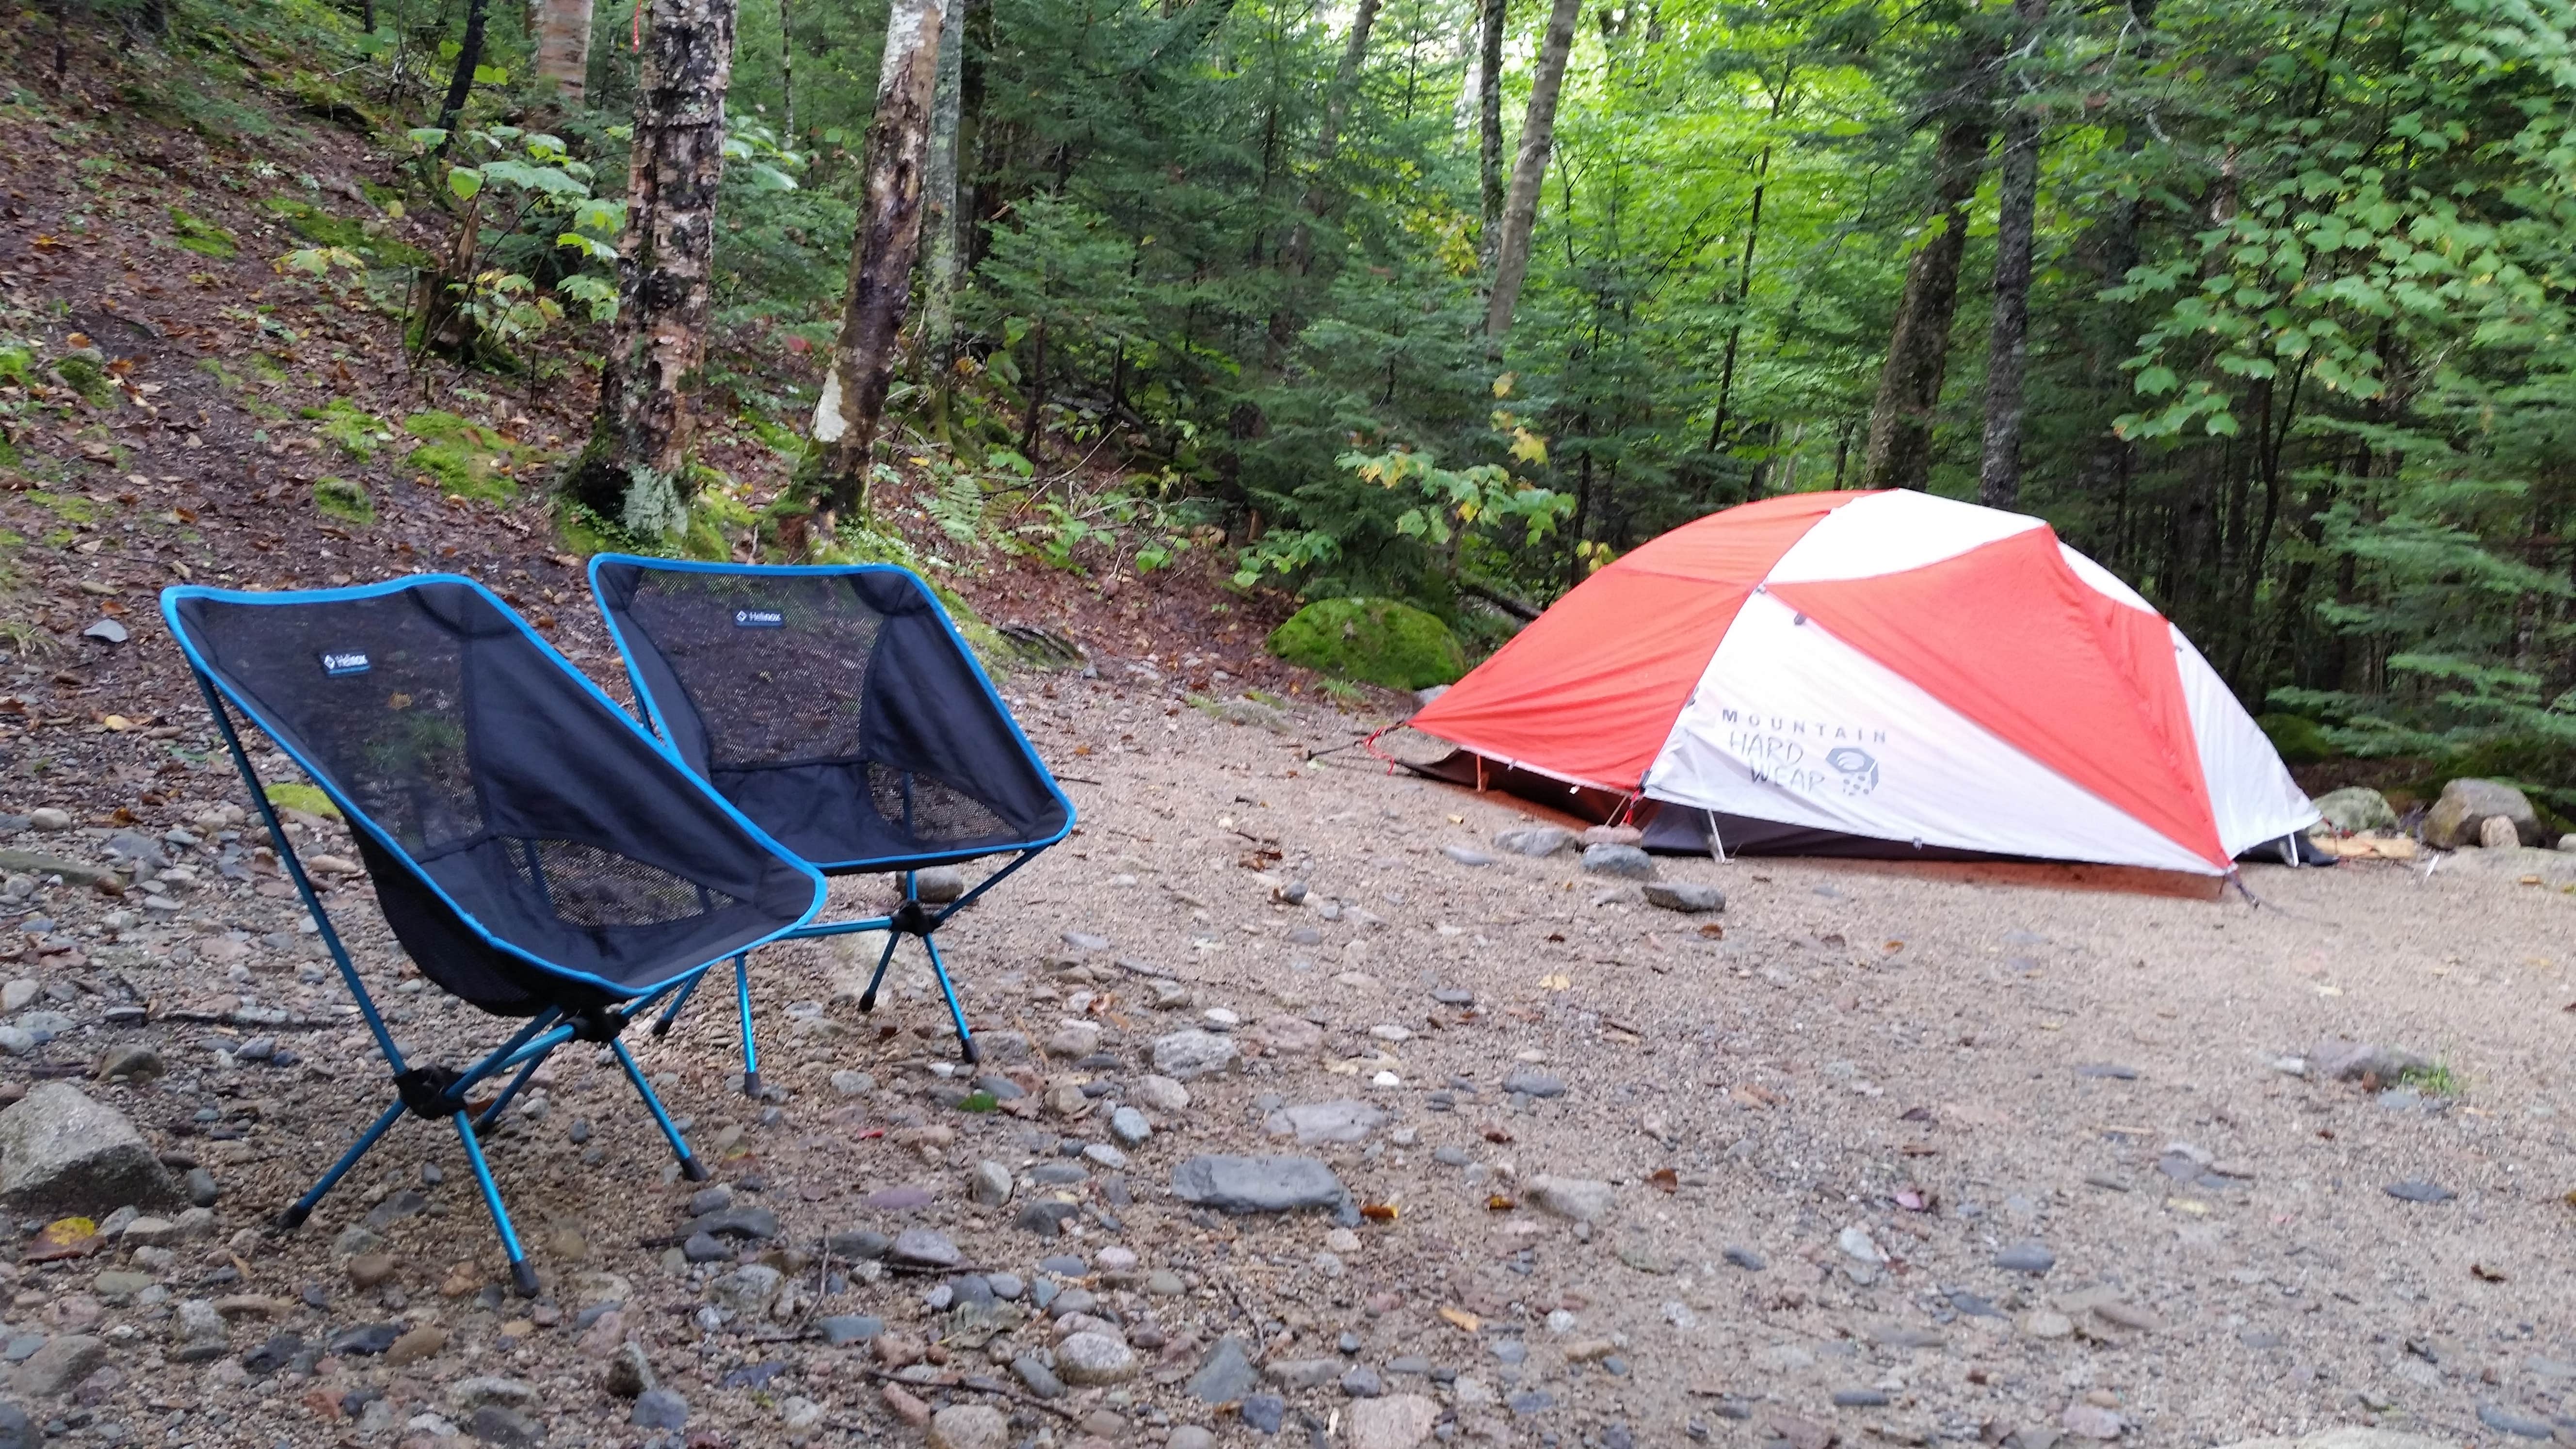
164,577,822,1013
589,559,1072,871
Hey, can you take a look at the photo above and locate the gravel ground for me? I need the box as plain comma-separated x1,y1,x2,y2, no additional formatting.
2,672,2573,1449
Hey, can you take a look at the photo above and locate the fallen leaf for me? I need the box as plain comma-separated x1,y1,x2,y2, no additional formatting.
1481,1127,1513,1144
100,714,133,731
1485,1194,1516,1212
1697,922,1724,938
1895,1189,1928,1211
2471,1263,2506,1283
1438,1307,1482,1333
1648,1168,1678,1193
1359,1203,1398,1223
23,1217,99,1261
1537,973,1571,991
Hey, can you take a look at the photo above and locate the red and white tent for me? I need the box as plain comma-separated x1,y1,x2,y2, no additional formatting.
1408,490,2317,875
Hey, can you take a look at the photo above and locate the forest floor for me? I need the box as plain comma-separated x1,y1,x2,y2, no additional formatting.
7,26,2576,1449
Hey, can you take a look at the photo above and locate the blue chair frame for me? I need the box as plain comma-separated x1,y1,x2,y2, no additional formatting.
589,557,1075,1083
167,578,825,1293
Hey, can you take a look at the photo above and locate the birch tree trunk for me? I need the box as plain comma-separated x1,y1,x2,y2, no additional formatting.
918,0,966,389
531,0,594,103
1859,105,1990,491
1481,0,1579,348
812,0,949,524
569,0,739,539
1474,0,1506,263
1977,0,2049,510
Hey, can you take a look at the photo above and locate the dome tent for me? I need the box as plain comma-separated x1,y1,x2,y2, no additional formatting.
1405,490,2319,875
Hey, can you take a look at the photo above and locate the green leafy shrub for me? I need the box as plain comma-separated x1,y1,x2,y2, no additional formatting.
2258,714,2334,766
167,207,238,259
312,476,374,526
1268,597,1466,690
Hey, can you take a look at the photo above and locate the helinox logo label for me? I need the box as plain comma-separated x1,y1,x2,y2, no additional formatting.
319,651,371,676
734,609,784,628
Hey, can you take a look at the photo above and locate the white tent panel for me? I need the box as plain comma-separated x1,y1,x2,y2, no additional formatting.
2171,627,2320,854
1767,489,2045,584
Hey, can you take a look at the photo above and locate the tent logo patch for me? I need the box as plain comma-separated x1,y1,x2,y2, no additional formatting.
319,651,371,676
733,609,785,629
1826,746,1881,796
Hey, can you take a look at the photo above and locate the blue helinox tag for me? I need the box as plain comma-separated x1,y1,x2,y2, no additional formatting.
320,651,371,676
734,609,785,628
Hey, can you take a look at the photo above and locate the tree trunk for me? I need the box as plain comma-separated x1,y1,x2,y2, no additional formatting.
573,0,739,539
1976,0,2048,510
813,0,950,523
777,0,795,140
1859,105,1990,491
958,0,991,274
1481,0,1579,348
919,0,966,388
1475,0,1506,264
433,0,493,145
1702,141,1768,455
1272,0,1381,349
531,0,594,102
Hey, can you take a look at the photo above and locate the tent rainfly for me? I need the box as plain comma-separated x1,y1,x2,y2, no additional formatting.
1405,490,2320,875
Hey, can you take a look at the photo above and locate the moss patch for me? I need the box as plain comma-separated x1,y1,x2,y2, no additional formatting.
0,344,34,387
312,476,374,526
303,398,391,461
1268,596,1465,690
403,411,522,501
167,206,238,259
263,781,340,819
26,491,103,526
52,353,115,405
261,195,369,249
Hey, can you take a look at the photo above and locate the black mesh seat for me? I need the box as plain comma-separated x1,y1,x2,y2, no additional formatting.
590,558,1073,1072
163,576,825,1293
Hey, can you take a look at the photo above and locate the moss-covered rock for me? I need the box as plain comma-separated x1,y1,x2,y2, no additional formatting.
1267,597,1466,690
403,411,521,501
263,781,339,819
167,206,238,259
312,477,374,526
262,196,369,249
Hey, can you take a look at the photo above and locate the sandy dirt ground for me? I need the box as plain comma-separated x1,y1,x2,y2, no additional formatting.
5,669,2576,1449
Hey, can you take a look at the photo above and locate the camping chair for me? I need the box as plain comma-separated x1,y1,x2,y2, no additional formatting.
587,557,1073,1080
162,577,825,1294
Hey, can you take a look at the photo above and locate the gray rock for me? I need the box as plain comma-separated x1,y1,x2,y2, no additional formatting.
2426,777,2541,848
1501,1067,1567,1098
1267,1359,1343,1390
1525,1175,1614,1224
0,1403,28,1449
2383,1179,2455,1203
1109,1106,1152,1146
1172,1427,1219,1449
2310,787,2396,834
1242,1395,1287,1434
1643,882,1724,913
1173,1155,1346,1214
930,1403,1010,1449
1263,1099,1387,1145
1189,1336,1260,1404
1723,1245,1767,1271
818,1315,883,1347
1441,845,1496,867
1013,1353,1067,1399
706,1264,784,1317
915,867,967,903
0,1084,181,1215
1342,1365,1385,1397
183,1166,220,1207
631,1389,690,1430
969,1160,1013,1207
2478,1405,2556,1440
470,1405,544,1448
92,1045,164,1081
1152,1030,1241,1080
169,1301,228,1362
1493,826,1573,857
1995,1241,2056,1274
606,1343,655,1398
12,1335,105,1398
2482,814,2523,849
1579,844,1655,879
1055,1331,1138,1384
688,1206,779,1240
2308,1038,2428,1085
889,1228,962,1269
1348,1395,1439,1449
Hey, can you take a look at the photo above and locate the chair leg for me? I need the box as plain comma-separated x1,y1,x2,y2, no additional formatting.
921,934,979,1065
612,1037,709,1182
854,929,901,1014
275,1096,407,1230
733,953,760,1099
649,967,706,1039
450,1110,539,1297
471,1042,560,1138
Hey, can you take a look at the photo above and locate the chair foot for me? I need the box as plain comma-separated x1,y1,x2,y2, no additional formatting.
679,1153,710,1183
650,1017,675,1039
958,1037,980,1065
740,1070,763,1100
511,1260,540,1297
856,988,877,1014
274,1204,311,1232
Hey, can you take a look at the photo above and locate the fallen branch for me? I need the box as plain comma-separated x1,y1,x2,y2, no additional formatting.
850,1363,1085,1421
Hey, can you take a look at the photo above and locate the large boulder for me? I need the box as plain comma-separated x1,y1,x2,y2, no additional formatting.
2309,786,2396,835
0,1084,181,1215
1267,598,1465,691
2424,777,2541,849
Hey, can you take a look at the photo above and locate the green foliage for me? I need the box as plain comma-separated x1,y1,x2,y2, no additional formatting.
404,127,625,361
402,411,522,500
303,398,392,461
311,477,375,526
167,207,239,259
261,196,369,249
50,353,115,406
1268,597,1467,690
2257,714,2334,766
263,781,339,819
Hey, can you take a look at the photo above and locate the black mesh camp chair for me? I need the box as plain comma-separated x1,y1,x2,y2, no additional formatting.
162,577,824,1293
588,557,1073,1079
